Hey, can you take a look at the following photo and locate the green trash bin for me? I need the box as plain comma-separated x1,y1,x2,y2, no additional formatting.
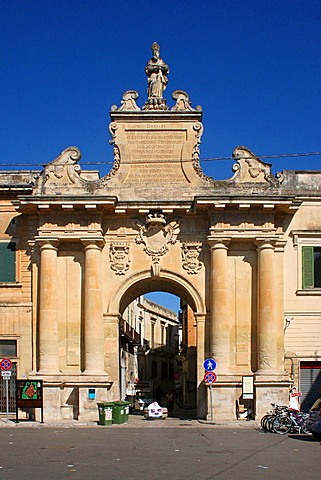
97,402,114,425
119,400,130,423
112,401,127,424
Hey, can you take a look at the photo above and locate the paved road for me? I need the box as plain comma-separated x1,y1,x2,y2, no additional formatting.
0,419,320,479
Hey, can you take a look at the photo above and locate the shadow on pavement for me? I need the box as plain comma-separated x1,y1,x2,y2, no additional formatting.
167,407,197,420
288,434,317,442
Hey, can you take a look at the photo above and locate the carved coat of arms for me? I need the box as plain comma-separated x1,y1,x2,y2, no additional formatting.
131,213,181,264
181,242,203,274
109,243,130,275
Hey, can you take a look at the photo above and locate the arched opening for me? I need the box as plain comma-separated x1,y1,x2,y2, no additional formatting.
108,270,205,418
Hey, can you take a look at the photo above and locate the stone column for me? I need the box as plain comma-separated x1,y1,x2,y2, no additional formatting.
208,238,231,373
275,240,287,372
37,239,60,374
82,239,105,375
256,239,278,373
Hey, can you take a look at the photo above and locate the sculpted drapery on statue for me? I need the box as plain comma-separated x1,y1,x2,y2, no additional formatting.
144,42,169,110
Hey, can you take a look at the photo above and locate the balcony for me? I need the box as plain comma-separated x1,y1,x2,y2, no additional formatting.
119,318,141,345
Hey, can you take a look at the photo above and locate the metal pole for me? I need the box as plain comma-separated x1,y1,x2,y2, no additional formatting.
209,383,214,422
5,378,9,422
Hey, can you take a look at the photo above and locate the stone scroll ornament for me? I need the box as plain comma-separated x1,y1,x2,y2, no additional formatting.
181,242,203,274
232,146,284,185
109,243,130,275
131,213,181,265
44,147,82,183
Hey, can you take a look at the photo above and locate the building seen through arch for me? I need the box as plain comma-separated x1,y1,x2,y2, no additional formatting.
0,43,321,421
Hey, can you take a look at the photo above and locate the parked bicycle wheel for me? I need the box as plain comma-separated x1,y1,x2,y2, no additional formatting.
272,415,292,434
267,415,277,432
261,414,274,430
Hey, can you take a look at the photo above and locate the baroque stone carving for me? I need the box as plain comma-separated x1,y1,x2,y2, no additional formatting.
111,90,141,112
232,146,284,185
131,213,181,264
192,123,214,183
43,147,82,185
101,123,121,182
143,43,169,111
181,242,203,274
104,146,120,181
109,242,130,275
109,122,118,145
171,90,195,112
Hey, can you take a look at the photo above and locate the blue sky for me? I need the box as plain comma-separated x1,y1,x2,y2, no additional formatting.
1,0,320,311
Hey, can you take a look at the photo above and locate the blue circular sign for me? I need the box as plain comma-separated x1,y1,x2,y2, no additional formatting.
203,359,216,371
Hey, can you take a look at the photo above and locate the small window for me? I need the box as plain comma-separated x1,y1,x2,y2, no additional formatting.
151,322,155,349
0,340,17,357
161,325,165,346
302,246,321,288
0,242,16,283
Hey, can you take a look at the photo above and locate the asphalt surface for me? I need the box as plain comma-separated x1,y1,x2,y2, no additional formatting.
0,415,320,480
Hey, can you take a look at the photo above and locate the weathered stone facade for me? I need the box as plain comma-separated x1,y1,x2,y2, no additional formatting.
0,44,320,421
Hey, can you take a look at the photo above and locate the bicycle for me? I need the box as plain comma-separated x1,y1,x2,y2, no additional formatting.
260,403,288,432
272,408,310,435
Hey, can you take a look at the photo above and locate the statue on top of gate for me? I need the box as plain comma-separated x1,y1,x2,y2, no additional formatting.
143,42,169,111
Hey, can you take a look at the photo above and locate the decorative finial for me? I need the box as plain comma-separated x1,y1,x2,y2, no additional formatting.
143,43,169,110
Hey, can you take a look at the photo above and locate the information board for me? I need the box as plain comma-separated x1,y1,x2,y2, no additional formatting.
16,380,43,423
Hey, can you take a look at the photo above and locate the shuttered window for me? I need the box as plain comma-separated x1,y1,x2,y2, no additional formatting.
300,362,321,411
0,242,16,283
302,246,321,289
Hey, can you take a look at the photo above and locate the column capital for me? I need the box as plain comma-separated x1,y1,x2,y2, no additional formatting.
81,238,105,250
255,237,277,250
275,239,287,253
207,237,231,249
193,312,207,325
35,237,59,250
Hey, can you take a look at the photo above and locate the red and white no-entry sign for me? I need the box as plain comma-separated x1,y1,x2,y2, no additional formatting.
0,358,12,371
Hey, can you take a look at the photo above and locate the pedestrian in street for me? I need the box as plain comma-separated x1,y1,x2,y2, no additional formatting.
166,391,175,414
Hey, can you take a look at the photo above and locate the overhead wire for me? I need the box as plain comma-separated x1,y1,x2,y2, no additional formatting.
0,151,320,167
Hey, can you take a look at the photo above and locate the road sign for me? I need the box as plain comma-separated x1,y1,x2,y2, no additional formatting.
204,371,217,384
1,371,11,377
203,359,216,371
0,358,12,371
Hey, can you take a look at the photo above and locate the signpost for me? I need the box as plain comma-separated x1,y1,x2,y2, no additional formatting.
204,358,217,422
1,359,12,422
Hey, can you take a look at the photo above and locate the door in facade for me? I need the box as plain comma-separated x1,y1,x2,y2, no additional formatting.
300,361,321,411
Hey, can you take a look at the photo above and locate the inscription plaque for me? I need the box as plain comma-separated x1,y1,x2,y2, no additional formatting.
124,130,187,183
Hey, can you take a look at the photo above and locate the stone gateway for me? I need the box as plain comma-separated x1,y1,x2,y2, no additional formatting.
0,44,320,421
